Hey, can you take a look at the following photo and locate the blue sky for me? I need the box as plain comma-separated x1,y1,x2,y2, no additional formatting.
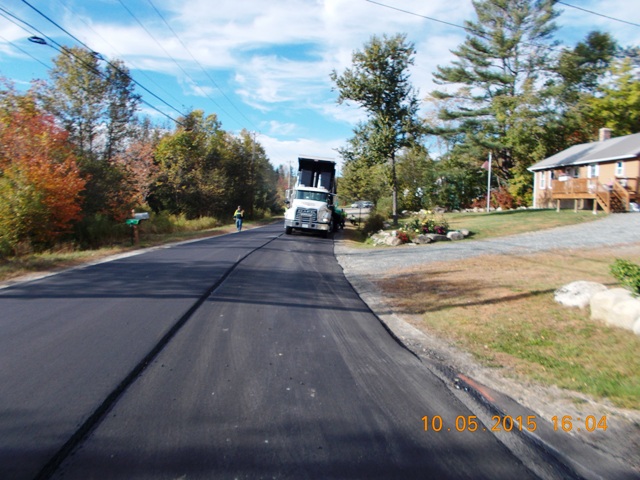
1,0,640,171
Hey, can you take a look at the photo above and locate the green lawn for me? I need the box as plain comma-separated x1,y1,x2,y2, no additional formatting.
445,209,599,240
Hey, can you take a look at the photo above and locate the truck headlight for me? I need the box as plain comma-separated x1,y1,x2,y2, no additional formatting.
321,211,332,222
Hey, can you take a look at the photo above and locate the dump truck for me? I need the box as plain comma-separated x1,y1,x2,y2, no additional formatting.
284,156,343,237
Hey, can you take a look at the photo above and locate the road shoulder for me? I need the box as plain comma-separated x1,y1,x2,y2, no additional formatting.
334,232,640,477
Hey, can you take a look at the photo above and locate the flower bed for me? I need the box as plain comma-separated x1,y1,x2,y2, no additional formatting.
395,210,450,244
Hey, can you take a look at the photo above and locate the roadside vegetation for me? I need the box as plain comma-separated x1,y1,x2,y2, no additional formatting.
356,211,640,409
0,215,275,283
1,49,286,261
341,208,601,246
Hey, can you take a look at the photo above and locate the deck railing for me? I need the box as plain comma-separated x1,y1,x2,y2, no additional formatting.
549,177,638,213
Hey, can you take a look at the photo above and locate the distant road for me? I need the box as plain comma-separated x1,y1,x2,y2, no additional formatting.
3,224,546,479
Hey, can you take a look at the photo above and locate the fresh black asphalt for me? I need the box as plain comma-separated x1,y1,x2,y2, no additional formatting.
1,224,558,479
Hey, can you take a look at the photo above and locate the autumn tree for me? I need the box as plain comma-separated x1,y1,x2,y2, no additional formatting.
113,118,161,208
0,86,85,255
38,47,141,224
152,110,227,218
40,46,140,162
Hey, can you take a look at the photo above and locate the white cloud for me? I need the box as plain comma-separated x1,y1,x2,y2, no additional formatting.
3,0,639,168
265,120,298,136
258,133,345,169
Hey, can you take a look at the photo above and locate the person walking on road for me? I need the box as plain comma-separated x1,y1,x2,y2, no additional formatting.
233,206,244,232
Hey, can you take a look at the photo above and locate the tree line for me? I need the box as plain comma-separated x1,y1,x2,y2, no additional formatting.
0,46,284,257
333,0,640,219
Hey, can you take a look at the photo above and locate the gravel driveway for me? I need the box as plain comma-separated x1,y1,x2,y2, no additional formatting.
334,212,640,476
335,213,640,276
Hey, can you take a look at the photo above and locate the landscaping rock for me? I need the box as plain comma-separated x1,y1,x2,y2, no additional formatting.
590,288,640,331
414,235,433,245
554,281,607,309
425,234,449,242
447,231,465,241
385,236,402,246
459,229,470,237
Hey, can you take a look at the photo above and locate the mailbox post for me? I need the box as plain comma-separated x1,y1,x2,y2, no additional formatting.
127,211,149,245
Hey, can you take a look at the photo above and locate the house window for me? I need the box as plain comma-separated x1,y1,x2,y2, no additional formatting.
539,171,546,189
568,167,578,178
588,164,599,178
615,161,624,176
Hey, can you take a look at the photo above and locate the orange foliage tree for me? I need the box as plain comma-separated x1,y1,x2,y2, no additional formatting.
0,92,86,254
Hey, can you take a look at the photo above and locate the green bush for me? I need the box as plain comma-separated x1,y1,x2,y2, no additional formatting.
145,212,220,234
74,214,128,249
376,196,393,217
146,211,175,234
362,213,386,236
610,259,640,295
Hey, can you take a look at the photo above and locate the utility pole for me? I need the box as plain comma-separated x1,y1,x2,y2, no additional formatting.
486,152,492,213
250,131,256,217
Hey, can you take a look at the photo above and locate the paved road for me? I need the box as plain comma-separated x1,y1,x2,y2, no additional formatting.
1,224,548,479
0,228,279,479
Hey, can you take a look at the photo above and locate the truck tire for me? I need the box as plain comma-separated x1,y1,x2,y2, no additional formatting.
285,226,293,235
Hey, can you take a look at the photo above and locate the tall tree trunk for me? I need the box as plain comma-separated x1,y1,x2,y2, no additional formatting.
391,153,398,226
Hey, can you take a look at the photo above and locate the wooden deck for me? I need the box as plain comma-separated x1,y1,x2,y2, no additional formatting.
550,178,639,213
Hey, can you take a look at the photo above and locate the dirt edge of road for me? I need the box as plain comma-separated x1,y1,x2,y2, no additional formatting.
335,243,640,476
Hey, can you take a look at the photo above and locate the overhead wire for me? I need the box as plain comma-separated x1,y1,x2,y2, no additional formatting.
51,0,186,110
555,1,640,29
364,0,633,58
0,9,51,70
144,0,257,130
116,0,250,131
364,0,558,54
18,0,185,124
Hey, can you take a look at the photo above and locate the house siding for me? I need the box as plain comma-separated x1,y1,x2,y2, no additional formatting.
529,132,640,211
532,157,640,210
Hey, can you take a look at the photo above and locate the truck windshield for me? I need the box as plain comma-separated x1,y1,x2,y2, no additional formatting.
296,190,329,202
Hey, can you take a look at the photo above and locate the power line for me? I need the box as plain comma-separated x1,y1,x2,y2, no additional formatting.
364,0,560,54
145,0,257,130
0,9,52,70
367,0,474,32
116,0,251,131
114,0,232,117
556,1,640,29
52,0,187,110
364,0,629,59
19,0,186,123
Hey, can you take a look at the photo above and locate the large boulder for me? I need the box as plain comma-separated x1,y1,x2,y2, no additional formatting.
590,288,640,331
384,236,402,246
554,281,608,309
447,231,465,241
414,235,433,245
424,234,449,242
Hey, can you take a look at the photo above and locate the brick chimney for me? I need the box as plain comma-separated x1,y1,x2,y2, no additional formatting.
599,128,612,142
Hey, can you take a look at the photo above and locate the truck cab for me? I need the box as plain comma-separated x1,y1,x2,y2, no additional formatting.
284,157,339,238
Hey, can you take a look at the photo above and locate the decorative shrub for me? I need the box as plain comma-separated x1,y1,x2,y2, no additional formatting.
395,230,410,244
470,187,517,210
398,210,449,239
610,259,640,295
363,213,386,236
